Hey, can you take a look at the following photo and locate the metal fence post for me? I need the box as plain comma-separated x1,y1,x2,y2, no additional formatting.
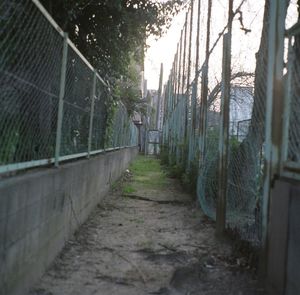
177,33,183,106
188,81,197,168
198,0,212,169
173,49,179,160
88,71,97,158
186,0,193,94
281,37,294,168
186,0,194,169
216,32,231,236
261,0,286,278
189,0,201,166
216,0,233,236
156,63,164,130
155,63,163,155
182,13,188,144
55,33,68,167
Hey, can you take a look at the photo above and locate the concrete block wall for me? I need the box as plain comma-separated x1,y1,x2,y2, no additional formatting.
0,147,138,295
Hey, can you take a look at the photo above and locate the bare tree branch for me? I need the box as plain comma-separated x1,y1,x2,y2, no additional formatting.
207,72,254,107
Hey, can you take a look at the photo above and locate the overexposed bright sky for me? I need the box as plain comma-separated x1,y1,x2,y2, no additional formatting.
144,0,298,91
145,9,187,90
144,0,263,90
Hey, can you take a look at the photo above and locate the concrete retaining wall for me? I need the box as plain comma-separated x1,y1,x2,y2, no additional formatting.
0,147,138,295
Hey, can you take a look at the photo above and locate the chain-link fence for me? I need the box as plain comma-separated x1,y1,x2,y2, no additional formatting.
162,0,269,246
0,0,138,174
282,21,300,170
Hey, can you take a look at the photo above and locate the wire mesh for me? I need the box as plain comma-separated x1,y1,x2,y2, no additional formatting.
105,102,137,149
196,0,228,220
91,79,108,151
0,0,62,165
61,46,93,156
287,37,300,164
225,1,265,244
197,123,219,219
0,0,138,173
162,0,271,246
227,85,264,244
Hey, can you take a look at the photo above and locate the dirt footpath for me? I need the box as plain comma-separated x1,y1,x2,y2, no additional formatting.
29,156,265,295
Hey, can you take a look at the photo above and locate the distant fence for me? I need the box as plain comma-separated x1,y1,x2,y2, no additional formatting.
0,0,138,174
162,0,299,247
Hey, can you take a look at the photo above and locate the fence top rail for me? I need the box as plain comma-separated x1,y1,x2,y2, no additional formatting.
31,0,107,88
31,0,64,37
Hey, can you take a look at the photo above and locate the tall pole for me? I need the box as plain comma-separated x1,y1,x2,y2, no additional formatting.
186,0,194,168
188,0,202,166
155,63,163,155
198,0,212,168
156,63,164,130
216,0,233,237
261,0,287,279
182,12,188,145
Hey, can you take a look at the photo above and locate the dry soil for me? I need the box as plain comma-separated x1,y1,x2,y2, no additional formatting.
29,156,266,295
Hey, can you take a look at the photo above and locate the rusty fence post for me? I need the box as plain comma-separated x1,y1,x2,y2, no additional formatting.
216,32,231,237
216,0,233,237
198,0,212,173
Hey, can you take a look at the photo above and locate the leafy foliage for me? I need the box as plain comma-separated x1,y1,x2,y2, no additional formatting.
41,0,183,115
41,0,183,80
113,57,146,115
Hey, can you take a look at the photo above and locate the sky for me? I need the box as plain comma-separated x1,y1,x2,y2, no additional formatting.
144,9,187,90
144,0,298,91
144,0,263,91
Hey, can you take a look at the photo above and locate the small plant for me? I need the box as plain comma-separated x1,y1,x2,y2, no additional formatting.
128,155,167,188
167,163,185,179
123,185,136,194
159,143,199,194
111,181,118,191
180,159,198,193
160,145,169,165
229,136,240,154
